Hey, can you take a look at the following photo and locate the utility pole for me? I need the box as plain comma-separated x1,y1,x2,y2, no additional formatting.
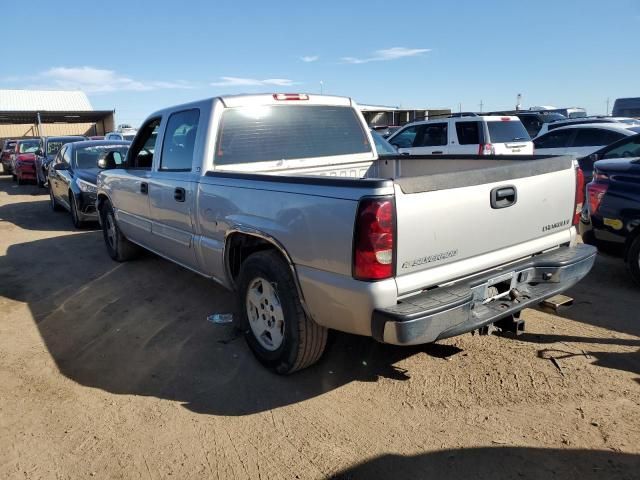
320,81,324,95
606,97,610,116
479,100,483,113
458,102,462,113
516,93,522,111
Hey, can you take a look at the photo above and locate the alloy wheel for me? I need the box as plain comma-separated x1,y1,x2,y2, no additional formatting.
245,277,285,351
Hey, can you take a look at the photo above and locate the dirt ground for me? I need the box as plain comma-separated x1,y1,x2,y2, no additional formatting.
0,175,639,480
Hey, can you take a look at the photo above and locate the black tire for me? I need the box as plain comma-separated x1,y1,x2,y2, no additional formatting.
626,236,640,286
99,200,140,262
49,186,64,211
237,250,328,374
70,194,85,228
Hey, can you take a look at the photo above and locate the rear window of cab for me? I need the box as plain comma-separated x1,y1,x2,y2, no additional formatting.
214,105,371,165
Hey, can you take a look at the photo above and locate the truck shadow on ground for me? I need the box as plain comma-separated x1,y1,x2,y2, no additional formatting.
330,447,640,480
560,251,640,337
518,252,640,381
0,231,460,416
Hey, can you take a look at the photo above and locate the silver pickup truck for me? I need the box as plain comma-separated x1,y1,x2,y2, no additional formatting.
96,93,597,374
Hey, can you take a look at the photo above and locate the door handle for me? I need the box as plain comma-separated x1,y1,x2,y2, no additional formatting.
490,186,517,209
174,187,186,202
431,151,444,154
140,182,148,195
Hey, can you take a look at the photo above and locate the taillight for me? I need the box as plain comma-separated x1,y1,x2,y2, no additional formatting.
353,198,395,281
479,143,494,155
573,167,585,226
586,176,608,216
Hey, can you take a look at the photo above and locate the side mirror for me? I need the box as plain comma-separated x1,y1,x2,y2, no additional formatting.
53,163,68,171
589,153,600,162
99,151,123,169
36,149,43,156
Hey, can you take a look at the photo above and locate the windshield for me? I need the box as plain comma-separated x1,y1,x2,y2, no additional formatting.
74,145,129,169
370,130,397,154
215,105,371,166
487,121,530,142
3,141,17,152
18,140,40,153
46,137,85,155
629,126,640,134
123,134,136,141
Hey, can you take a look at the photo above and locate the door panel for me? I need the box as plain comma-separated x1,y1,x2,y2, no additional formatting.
147,108,200,269
110,170,153,245
148,173,197,267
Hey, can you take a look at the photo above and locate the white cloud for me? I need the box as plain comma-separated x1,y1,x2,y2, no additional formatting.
341,47,431,64
210,76,295,87
300,55,319,63
37,66,195,93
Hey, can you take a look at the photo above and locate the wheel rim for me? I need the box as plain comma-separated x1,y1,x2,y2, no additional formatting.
105,213,117,250
246,277,285,351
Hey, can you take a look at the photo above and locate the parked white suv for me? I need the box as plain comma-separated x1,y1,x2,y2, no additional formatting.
387,114,533,155
533,123,640,157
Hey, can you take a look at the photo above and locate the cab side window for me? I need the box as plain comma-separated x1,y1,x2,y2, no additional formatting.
127,118,161,169
159,109,200,171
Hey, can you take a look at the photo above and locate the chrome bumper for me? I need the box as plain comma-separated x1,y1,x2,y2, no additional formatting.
372,244,597,345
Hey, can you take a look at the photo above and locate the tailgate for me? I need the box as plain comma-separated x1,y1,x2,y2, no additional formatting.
394,157,576,292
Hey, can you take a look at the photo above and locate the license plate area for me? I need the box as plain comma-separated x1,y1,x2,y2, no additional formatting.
482,272,515,304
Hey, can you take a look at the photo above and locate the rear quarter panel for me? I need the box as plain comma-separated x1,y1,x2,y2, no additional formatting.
194,176,393,281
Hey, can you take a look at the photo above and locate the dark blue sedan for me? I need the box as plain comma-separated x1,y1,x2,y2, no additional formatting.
580,156,640,284
47,140,129,228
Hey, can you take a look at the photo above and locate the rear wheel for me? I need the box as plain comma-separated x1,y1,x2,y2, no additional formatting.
626,236,640,285
100,200,140,262
237,250,328,374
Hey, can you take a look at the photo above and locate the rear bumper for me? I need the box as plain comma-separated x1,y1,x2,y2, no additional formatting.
372,244,597,345
16,164,36,179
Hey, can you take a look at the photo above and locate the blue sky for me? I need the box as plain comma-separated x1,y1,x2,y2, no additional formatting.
1,0,638,125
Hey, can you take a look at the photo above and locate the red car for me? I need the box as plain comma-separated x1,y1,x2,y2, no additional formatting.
1,139,17,174
12,138,40,184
